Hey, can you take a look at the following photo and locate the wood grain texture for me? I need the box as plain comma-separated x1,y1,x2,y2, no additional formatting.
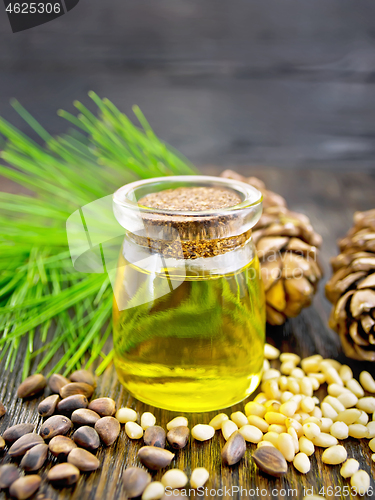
1,167,375,499
1,0,375,169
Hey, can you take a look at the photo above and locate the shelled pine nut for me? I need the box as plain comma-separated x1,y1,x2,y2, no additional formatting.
190,468,209,489
230,412,248,428
319,418,333,432
359,371,375,393
262,432,279,447
239,425,263,444
356,397,375,413
367,421,375,438
348,424,368,439
166,417,188,430
279,401,298,417
303,423,320,440
338,365,353,383
321,445,347,465
337,392,358,409
335,409,361,425
269,424,286,434
247,415,269,433
350,470,370,495
287,427,299,453
221,420,238,441
345,379,364,398
257,441,275,449
323,396,345,413
264,344,280,360
356,411,368,426
293,452,310,473
279,353,301,365
142,482,165,500
340,459,359,478
299,437,314,456
115,408,137,424
141,413,156,430
161,470,188,489
209,413,228,430
312,433,338,448
264,412,287,425
191,425,215,442
329,421,349,440
321,402,338,420
300,397,315,413
244,402,266,418
125,422,144,439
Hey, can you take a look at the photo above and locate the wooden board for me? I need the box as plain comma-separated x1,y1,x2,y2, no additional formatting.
1,0,375,170
0,167,375,499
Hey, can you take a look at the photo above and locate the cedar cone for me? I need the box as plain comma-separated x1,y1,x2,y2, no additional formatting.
326,209,375,362
220,170,323,325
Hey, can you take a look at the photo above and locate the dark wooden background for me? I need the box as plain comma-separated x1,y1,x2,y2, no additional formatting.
1,0,375,169
1,1,375,498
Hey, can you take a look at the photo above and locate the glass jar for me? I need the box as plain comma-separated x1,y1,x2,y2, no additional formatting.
112,175,265,412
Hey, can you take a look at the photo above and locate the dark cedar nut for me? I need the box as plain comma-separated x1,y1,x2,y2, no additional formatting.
57,394,88,414
88,397,116,417
47,463,80,487
17,374,47,398
252,447,288,477
72,426,100,451
9,476,41,500
59,382,94,399
70,369,96,387
3,423,34,444
122,467,151,498
0,401,6,417
8,433,45,457
40,415,72,440
71,408,100,427
167,426,190,449
0,464,20,489
0,436,5,451
38,394,60,417
49,374,70,394
95,416,120,446
143,426,166,448
221,431,246,466
67,447,100,471
49,435,77,459
138,446,175,471
20,443,48,471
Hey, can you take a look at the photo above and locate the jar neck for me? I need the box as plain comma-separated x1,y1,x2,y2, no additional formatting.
122,232,257,278
126,229,253,260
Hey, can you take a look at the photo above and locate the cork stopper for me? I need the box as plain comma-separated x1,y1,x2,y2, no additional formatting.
134,186,248,259
138,186,242,211
113,175,263,259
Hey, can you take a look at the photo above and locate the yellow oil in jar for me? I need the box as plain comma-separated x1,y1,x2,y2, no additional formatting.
113,254,265,412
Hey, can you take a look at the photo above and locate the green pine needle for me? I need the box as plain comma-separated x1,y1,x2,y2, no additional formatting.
0,93,198,378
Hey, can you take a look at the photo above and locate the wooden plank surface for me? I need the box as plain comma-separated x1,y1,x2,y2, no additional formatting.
1,166,375,499
1,0,375,169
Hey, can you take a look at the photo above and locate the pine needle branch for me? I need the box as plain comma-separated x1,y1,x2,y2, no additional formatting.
0,93,197,378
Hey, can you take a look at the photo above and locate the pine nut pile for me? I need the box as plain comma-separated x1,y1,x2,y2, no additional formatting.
119,344,374,498
1,346,374,499
211,344,374,497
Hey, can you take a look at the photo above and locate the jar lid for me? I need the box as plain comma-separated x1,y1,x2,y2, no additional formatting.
113,175,263,243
